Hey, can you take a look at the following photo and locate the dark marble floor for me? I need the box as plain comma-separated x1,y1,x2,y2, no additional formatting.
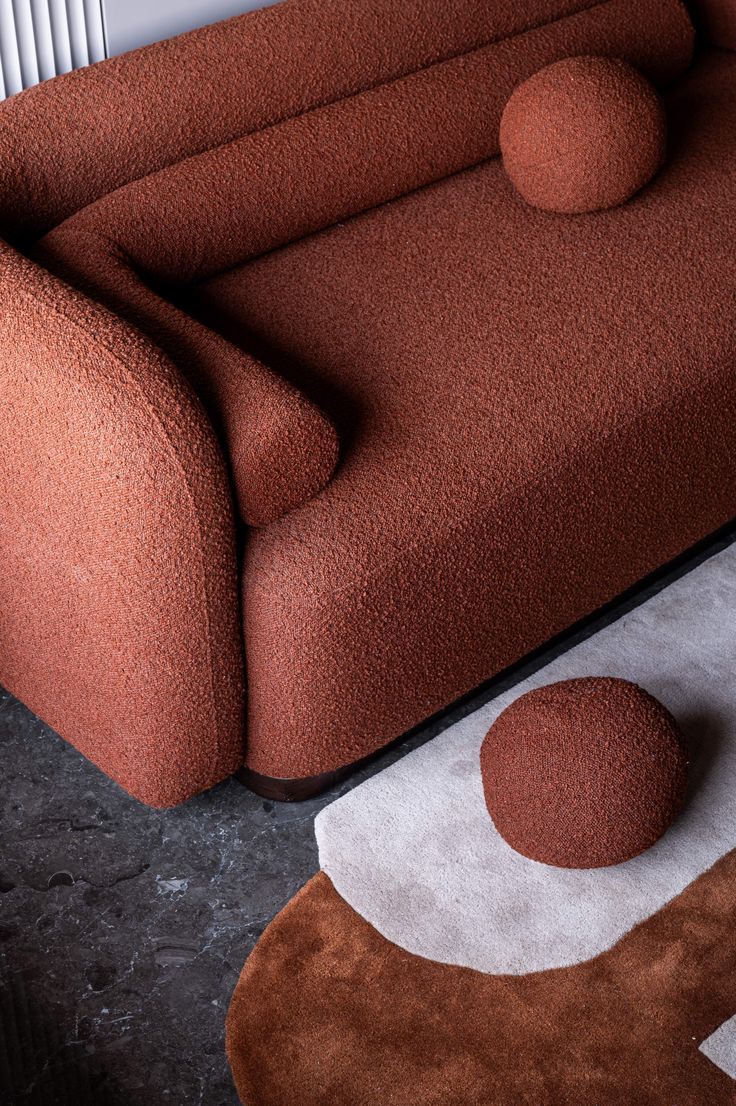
2,522,735,1105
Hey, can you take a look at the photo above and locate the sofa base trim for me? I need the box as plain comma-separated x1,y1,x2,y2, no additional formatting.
236,764,354,802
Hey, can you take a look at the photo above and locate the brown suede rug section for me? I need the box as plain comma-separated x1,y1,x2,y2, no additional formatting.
226,858,736,1105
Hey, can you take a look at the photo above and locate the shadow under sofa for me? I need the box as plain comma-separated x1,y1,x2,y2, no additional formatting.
1,0,736,806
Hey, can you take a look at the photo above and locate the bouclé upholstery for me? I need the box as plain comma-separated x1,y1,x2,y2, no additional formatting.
1,0,734,803
691,0,736,48
33,0,691,521
480,679,688,868
0,243,244,806
500,57,667,213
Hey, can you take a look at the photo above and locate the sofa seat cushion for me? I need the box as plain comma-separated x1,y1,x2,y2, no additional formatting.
191,48,736,779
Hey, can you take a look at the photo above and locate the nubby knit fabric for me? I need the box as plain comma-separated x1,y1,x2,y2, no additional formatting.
198,47,736,779
0,243,244,806
35,0,691,524
480,678,688,868
690,0,736,48
500,57,667,213
2,0,735,802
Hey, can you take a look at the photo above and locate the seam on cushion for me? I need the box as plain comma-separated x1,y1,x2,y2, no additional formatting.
201,157,492,287
51,0,610,234
7,270,230,772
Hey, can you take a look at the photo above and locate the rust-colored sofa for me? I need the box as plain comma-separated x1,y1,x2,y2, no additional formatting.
1,0,735,806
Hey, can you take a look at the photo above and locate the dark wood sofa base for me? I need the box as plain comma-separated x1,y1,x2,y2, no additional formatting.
236,764,354,802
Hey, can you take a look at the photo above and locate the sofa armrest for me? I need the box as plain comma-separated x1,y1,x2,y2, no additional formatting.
0,242,244,806
36,228,340,526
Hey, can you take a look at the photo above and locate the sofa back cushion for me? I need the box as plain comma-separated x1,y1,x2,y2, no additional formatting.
0,0,692,242
46,0,693,286
0,0,613,241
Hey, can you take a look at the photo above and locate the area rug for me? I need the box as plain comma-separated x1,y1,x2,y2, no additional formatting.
226,543,736,1105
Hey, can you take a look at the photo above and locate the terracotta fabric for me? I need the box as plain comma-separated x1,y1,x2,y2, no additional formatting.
690,0,736,48
33,240,339,527
35,0,691,524
38,0,693,285
0,0,626,243
1,0,732,799
500,56,667,213
226,864,736,1104
480,678,689,868
191,46,736,780
0,243,244,807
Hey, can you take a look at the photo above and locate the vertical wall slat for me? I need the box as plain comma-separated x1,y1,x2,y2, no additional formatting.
10,0,40,88
29,0,56,80
82,0,104,62
0,0,106,99
0,0,24,96
47,0,73,74
64,0,89,68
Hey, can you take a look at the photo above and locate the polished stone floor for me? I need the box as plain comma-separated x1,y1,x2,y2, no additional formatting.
2,523,735,1105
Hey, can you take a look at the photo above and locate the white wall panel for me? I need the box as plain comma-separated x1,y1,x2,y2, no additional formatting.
102,0,278,58
0,0,105,99
83,0,106,63
13,0,39,87
0,0,274,101
30,0,56,81
66,0,89,68
0,0,25,97
47,0,73,75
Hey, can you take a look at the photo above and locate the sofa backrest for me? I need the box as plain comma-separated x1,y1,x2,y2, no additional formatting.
0,0,693,244
30,0,693,532
42,0,694,286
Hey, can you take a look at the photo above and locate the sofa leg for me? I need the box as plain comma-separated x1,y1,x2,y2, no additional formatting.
236,764,352,802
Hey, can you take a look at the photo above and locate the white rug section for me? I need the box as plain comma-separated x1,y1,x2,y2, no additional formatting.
701,1015,736,1079
316,543,736,974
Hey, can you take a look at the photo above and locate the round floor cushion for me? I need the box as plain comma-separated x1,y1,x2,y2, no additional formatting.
499,56,666,214
480,677,688,868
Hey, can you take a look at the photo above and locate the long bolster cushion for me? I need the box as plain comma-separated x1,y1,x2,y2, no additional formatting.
0,0,635,242
40,0,693,285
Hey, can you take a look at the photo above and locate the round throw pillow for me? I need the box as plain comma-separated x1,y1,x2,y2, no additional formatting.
499,56,667,214
480,677,688,868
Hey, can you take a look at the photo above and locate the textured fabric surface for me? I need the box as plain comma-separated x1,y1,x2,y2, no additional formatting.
194,47,736,779
500,56,667,212
691,0,736,48
0,0,632,242
0,243,244,806
226,863,736,1104
34,237,339,527
2,0,731,795
481,677,688,867
315,541,736,973
37,0,692,285
35,0,690,524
